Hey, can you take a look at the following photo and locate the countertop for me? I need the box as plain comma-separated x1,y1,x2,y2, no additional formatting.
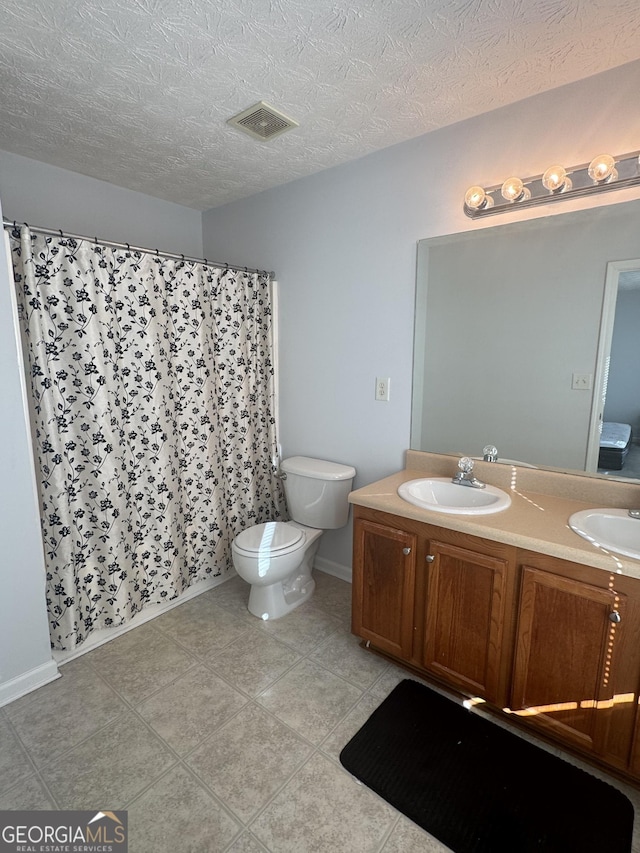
348,451,640,580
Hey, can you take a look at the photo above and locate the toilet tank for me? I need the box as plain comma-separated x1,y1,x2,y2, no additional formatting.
280,456,356,529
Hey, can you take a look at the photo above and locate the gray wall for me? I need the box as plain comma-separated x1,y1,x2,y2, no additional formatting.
0,199,55,703
202,59,640,573
0,149,203,256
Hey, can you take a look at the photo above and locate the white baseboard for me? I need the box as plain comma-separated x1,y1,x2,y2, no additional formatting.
0,659,60,708
53,572,234,666
314,556,352,583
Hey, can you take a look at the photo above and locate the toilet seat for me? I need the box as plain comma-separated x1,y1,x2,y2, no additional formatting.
233,522,304,556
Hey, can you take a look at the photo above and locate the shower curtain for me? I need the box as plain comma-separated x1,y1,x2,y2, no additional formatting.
9,226,286,651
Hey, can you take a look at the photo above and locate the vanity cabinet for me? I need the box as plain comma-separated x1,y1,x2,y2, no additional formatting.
421,539,509,704
351,518,417,660
509,551,640,774
351,507,518,706
351,505,640,781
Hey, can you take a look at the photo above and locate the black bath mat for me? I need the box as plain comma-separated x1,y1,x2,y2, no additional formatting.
339,679,634,852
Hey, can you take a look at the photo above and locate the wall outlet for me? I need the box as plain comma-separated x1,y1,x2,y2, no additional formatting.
571,373,593,391
375,377,390,401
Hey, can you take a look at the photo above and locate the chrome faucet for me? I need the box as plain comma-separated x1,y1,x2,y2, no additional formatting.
629,510,640,519
452,456,486,489
483,445,498,462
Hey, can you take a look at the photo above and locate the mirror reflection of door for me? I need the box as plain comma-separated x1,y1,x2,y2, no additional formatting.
590,263,640,479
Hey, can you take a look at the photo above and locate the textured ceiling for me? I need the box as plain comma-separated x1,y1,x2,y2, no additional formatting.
0,0,639,211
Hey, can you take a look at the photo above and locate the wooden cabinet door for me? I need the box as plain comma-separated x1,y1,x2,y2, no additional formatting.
510,565,626,755
352,518,417,659
422,540,507,704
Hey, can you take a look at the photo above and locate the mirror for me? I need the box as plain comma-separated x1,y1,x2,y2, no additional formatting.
411,197,640,481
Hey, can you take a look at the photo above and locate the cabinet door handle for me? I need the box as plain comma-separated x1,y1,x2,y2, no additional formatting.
609,610,622,624
425,555,434,562
402,547,411,555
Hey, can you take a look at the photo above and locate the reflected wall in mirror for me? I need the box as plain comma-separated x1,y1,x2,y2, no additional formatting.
412,198,640,481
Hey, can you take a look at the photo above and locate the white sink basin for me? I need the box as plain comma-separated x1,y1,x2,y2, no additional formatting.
569,509,640,561
397,478,511,515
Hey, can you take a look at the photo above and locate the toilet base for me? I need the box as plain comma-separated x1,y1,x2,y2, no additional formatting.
247,574,316,620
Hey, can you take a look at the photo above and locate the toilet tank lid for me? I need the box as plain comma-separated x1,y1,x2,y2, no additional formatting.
280,456,356,481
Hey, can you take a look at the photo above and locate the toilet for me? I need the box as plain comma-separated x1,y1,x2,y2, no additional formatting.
231,456,356,620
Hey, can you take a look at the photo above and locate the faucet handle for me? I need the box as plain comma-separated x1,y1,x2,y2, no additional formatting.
483,445,498,462
458,456,474,474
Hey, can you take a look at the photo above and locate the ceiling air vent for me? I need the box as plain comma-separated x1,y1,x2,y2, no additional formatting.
227,101,299,141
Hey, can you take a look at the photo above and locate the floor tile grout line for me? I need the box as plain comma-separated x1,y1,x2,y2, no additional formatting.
151,613,257,652
23,704,137,777
1,713,62,809
221,829,271,853
122,749,246,843
171,696,319,765
81,649,204,707
374,812,404,853
119,694,334,843
2,670,135,776
198,724,316,837
243,744,327,838
242,743,402,852
186,618,358,703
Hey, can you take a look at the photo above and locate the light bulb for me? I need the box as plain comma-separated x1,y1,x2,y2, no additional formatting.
542,164,572,193
588,154,617,184
501,176,530,202
464,186,493,211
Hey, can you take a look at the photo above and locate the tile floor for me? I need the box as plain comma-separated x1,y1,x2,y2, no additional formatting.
1,571,639,852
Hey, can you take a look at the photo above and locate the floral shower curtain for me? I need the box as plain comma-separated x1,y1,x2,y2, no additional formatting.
9,226,286,651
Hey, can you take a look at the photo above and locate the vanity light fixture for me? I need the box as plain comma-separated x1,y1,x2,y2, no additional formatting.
587,153,617,183
501,176,531,202
541,164,572,194
464,150,640,218
464,185,494,211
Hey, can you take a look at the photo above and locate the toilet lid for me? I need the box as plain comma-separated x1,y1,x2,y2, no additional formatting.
234,522,304,554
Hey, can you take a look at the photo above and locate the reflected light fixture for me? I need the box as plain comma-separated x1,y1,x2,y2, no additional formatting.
464,149,640,218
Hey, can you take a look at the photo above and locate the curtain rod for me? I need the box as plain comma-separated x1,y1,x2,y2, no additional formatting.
2,218,275,278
